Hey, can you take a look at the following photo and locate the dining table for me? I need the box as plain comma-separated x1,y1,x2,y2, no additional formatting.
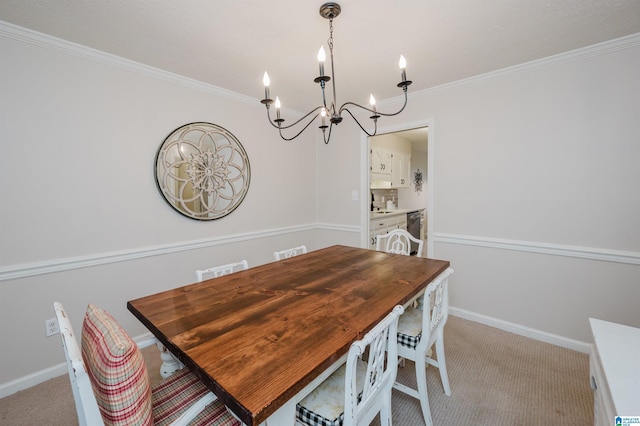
127,244,450,426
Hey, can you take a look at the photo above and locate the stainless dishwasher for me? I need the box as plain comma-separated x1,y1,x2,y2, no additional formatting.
407,211,421,255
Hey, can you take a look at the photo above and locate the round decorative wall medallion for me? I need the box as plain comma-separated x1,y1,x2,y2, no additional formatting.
155,122,250,220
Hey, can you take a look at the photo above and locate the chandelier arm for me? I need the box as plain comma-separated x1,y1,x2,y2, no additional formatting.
337,88,409,118
321,122,334,144
341,108,378,137
265,106,324,131
277,112,324,141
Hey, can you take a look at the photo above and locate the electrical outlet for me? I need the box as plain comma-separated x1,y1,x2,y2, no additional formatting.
45,318,59,337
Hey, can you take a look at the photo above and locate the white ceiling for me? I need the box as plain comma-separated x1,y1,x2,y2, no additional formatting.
1,0,640,113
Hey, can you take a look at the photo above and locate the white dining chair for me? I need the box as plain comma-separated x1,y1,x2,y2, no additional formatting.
53,302,240,426
376,228,424,257
273,245,307,261
296,305,405,426
392,267,454,426
195,259,249,282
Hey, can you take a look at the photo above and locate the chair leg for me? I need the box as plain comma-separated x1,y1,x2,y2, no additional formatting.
435,335,451,396
379,389,393,426
415,352,433,426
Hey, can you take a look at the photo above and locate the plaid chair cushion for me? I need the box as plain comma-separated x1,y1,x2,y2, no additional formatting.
81,304,153,426
151,368,240,426
187,399,241,426
397,306,423,349
296,359,367,426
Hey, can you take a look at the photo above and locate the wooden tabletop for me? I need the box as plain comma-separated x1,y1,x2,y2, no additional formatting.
127,245,450,425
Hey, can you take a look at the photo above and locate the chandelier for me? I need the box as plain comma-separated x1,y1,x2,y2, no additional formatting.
260,2,412,144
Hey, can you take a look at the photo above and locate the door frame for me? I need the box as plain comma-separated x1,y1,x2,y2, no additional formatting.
360,118,435,257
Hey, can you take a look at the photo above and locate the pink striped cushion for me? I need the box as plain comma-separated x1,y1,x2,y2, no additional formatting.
188,400,241,426
81,304,153,426
151,368,240,426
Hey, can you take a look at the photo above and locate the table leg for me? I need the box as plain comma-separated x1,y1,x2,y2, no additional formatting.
157,342,183,378
262,398,296,426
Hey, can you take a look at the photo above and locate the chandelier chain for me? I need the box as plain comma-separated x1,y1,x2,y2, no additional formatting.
328,19,334,51
327,17,338,119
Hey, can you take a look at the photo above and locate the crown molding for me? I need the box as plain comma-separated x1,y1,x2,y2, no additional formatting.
381,32,640,106
0,20,258,107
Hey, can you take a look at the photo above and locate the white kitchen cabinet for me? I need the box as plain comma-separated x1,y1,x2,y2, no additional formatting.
369,213,408,250
392,152,411,188
370,136,410,188
589,318,640,425
371,147,392,176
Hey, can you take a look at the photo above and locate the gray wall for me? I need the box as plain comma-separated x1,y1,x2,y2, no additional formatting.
1,20,639,395
0,23,332,391
316,34,640,347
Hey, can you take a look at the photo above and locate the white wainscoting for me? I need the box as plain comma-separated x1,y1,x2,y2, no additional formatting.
3,227,635,397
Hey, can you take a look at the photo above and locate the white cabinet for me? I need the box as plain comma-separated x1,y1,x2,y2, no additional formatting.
370,136,410,188
589,318,640,425
369,213,408,250
392,153,411,188
371,147,392,176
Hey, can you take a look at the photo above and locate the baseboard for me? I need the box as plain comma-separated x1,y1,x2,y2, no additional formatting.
0,362,67,399
449,306,591,354
0,332,157,399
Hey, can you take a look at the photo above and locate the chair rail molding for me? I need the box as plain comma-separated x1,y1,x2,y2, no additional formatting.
434,233,640,265
0,223,320,282
2,227,636,282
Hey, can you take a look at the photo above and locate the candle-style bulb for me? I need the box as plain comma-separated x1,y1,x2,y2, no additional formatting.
275,97,281,121
369,94,376,106
318,46,326,63
318,46,326,77
399,55,407,82
399,55,407,70
321,107,327,127
263,71,271,100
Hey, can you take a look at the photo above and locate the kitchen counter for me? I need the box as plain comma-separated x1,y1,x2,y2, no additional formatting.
370,208,422,219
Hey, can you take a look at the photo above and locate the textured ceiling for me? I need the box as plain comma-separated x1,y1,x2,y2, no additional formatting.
1,0,640,113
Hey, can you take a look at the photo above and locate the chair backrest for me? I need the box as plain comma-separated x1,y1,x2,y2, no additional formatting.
195,259,249,282
273,245,307,261
81,303,157,425
53,302,104,426
376,229,424,256
344,305,404,426
418,267,454,350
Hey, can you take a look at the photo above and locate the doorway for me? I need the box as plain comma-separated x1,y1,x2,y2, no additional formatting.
361,119,434,257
